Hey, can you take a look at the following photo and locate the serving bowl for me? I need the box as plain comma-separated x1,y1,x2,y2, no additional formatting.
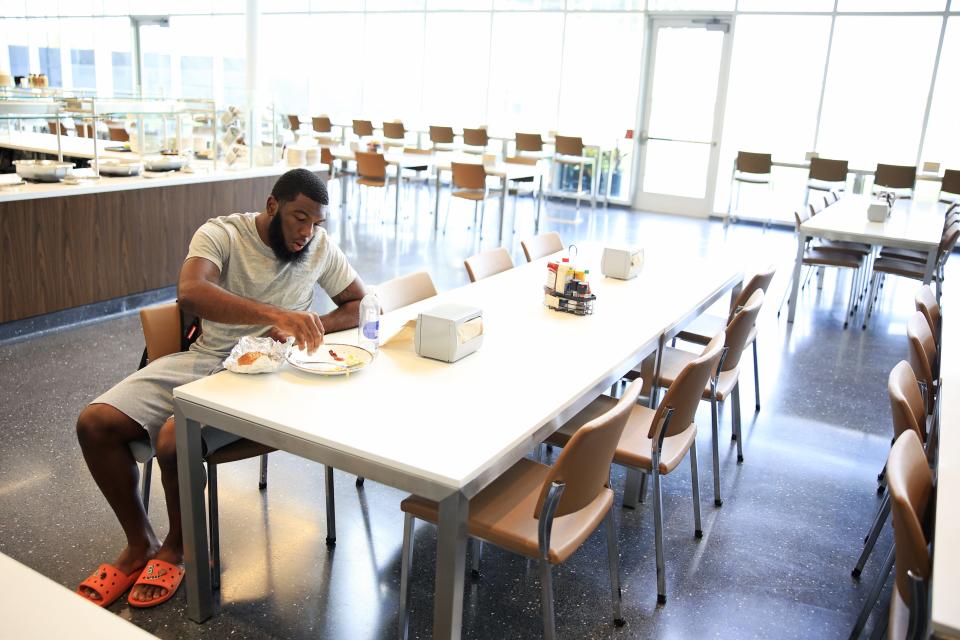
97,158,143,177
13,159,75,182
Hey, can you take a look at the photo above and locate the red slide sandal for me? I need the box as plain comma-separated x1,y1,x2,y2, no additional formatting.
127,559,185,608
76,563,140,607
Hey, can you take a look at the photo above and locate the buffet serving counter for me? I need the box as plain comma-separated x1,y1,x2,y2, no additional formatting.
0,162,327,325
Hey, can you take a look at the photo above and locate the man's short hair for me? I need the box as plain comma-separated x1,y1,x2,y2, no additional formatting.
271,168,329,206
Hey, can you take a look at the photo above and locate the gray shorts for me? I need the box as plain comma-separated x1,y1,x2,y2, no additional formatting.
93,349,240,455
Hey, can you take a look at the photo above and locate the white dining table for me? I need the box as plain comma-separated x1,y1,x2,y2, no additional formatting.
0,553,157,639
0,131,130,161
432,154,545,243
173,243,743,638
786,196,944,323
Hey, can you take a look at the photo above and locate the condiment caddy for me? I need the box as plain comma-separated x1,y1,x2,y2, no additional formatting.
543,248,595,316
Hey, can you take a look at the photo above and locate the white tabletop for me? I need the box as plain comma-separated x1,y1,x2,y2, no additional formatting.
933,292,960,639
174,244,742,497
329,146,435,169
0,162,326,203
0,553,157,639
433,154,545,180
0,132,130,160
800,196,944,251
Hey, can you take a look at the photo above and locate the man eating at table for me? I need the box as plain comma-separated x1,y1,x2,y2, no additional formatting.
74,168,367,608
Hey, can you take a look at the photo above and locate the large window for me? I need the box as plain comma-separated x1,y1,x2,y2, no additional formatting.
112,52,133,95
8,45,29,78
70,48,96,90
921,17,960,174
38,46,62,87
422,13,492,128
817,16,942,169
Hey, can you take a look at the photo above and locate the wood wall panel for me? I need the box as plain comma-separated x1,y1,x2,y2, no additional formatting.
0,174,278,324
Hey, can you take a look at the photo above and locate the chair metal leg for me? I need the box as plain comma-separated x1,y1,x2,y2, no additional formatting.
140,458,153,514
752,339,760,412
471,538,483,576
539,560,557,640
843,267,859,329
398,513,415,640
862,273,881,330
603,507,626,626
852,493,891,579
848,547,894,640
817,266,825,290
209,462,221,590
690,444,703,538
325,465,336,546
710,396,722,507
356,475,365,487
258,453,268,490
732,382,744,463
623,468,644,509
652,464,667,605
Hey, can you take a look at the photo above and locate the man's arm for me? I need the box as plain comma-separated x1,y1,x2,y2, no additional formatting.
178,256,326,353
317,276,367,334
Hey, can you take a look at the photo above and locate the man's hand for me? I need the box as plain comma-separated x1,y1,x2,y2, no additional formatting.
269,310,325,354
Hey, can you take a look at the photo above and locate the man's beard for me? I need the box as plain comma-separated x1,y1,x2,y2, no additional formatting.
268,212,309,264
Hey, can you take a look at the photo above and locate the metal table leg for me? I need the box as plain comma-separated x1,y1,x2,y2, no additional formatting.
787,233,807,322
433,492,468,639
175,405,213,622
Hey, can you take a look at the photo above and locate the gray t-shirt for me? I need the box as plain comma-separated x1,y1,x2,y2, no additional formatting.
185,212,357,357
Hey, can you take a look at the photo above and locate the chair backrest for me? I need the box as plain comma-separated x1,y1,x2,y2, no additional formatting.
537,378,642,518
555,135,583,156
463,128,488,147
312,116,332,133
516,132,543,153
353,119,374,137
793,208,810,232
875,163,916,190
355,151,386,179
521,232,564,262
906,311,937,396
937,223,960,261
652,334,725,439
430,125,455,144
942,169,960,196
451,161,486,191
287,114,301,130
722,289,764,372
377,271,438,313
75,122,93,138
736,151,771,175
383,121,405,140
140,302,182,363
320,146,334,168
732,264,777,313
809,157,848,182
888,360,927,443
886,430,933,606
464,247,513,282
107,123,129,142
914,285,940,343
48,120,70,136
809,198,826,216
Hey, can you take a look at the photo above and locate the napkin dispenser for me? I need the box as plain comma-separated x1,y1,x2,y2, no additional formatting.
415,303,483,363
601,246,644,280
867,200,891,222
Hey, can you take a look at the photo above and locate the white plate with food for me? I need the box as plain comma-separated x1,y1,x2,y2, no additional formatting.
286,343,374,376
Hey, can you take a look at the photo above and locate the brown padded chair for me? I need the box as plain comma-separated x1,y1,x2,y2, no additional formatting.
462,127,489,153
398,379,642,639
676,264,776,412
940,168,960,204
554,135,594,210
287,114,301,131
906,312,938,415
914,285,940,347
352,119,374,138
550,335,724,604
631,290,764,506
881,210,960,265
886,430,933,640
444,161,490,236
874,163,917,199
377,270,437,313
807,157,848,195
727,151,773,223
107,122,130,142
429,125,456,152
312,115,332,133
521,231,563,262
464,246,513,283
864,224,960,328
382,121,406,148
791,208,865,329
516,132,545,153
852,360,933,581
355,150,387,187
134,302,305,589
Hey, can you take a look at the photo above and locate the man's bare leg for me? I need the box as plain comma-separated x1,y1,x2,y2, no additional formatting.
129,416,184,603
76,404,160,600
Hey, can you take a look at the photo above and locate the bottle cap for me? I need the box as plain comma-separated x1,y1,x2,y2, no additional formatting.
561,258,569,263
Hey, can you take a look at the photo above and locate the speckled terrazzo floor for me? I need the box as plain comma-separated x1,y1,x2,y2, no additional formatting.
1,181,945,639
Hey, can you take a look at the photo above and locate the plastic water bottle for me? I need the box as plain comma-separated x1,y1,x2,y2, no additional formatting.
358,291,380,355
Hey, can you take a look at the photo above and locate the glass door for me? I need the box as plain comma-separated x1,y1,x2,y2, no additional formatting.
634,17,733,216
